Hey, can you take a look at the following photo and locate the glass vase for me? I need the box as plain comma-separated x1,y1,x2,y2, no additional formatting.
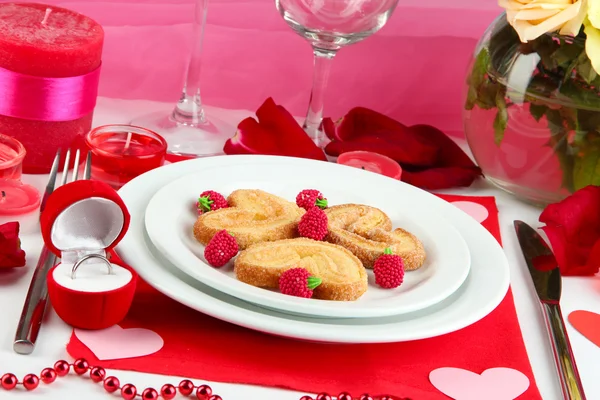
463,13,600,206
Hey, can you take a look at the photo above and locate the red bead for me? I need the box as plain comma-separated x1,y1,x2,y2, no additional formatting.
104,376,121,393
196,384,213,399
23,374,39,390
1,373,18,390
40,368,57,384
337,393,352,400
179,379,195,395
142,387,159,400
161,384,177,400
316,394,332,400
380,397,393,400
73,358,89,375
208,396,222,400
300,396,314,400
53,360,70,377
90,367,106,383
359,395,374,400
121,383,137,400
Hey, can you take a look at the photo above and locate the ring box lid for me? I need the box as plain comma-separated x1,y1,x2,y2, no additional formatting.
40,180,131,261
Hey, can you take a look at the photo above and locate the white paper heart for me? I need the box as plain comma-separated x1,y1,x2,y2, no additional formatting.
74,325,164,361
429,367,530,400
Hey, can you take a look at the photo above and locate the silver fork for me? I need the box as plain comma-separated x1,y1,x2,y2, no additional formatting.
13,149,92,355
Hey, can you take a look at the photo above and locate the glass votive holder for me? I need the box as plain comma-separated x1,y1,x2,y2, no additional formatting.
85,125,168,189
0,133,26,181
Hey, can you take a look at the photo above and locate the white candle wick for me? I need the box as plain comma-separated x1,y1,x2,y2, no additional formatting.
41,8,52,26
123,132,133,153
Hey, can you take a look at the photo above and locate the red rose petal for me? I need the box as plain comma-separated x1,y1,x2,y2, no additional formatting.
400,167,481,190
325,136,436,166
539,185,600,276
540,185,600,240
0,222,26,268
223,98,327,161
328,107,410,141
406,125,479,169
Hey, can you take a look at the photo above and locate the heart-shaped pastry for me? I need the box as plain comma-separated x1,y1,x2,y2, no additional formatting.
194,189,304,249
324,204,426,270
235,238,368,301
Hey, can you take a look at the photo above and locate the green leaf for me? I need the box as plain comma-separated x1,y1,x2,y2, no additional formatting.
577,58,598,84
544,108,574,191
493,91,508,146
551,44,584,68
559,80,600,109
529,104,548,122
573,145,600,190
465,48,491,110
307,276,322,290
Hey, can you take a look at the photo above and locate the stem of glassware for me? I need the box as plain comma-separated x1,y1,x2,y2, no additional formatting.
171,0,208,126
303,48,337,144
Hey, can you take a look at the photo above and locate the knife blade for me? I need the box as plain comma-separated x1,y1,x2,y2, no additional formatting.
514,220,586,400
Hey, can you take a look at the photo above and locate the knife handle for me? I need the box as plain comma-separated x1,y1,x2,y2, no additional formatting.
542,303,586,400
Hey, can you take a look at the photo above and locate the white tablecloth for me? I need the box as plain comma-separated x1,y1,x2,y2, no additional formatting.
2,99,599,400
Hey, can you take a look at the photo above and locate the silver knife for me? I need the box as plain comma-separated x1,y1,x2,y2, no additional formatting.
514,220,586,400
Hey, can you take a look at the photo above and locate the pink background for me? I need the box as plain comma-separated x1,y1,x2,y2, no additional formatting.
2,0,502,137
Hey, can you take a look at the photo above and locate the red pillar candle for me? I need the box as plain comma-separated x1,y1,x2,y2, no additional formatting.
86,125,168,189
0,3,104,174
337,150,403,180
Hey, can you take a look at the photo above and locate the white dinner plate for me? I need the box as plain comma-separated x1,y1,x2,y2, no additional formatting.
116,155,510,343
144,164,471,318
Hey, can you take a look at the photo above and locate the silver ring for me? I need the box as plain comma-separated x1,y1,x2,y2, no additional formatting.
71,254,113,279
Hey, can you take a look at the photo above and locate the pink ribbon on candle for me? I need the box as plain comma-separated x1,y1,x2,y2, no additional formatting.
0,64,101,122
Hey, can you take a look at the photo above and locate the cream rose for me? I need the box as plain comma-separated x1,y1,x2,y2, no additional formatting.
585,0,600,74
499,0,588,42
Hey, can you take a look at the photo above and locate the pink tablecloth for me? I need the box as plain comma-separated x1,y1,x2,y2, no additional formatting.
1,0,501,137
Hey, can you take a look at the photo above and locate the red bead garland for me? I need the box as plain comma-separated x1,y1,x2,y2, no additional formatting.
0,358,404,400
40,368,57,384
53,360,70,377
161,383,177,399
121,383,137,400
1,373,17,390
22,374,39,391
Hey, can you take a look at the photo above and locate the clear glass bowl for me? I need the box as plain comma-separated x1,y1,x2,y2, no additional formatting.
463,13,600,206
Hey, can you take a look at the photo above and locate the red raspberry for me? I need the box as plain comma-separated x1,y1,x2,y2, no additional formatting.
279,268,322,298
204,230,239,267
197,190,228,214
373,248,405,288
296,189,328,210
298,207,328,241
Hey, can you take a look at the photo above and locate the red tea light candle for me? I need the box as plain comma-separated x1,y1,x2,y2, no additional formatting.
0,134,26,180
85,125,168,189
337,151,402,180
0,3,104,174
0,179,41,234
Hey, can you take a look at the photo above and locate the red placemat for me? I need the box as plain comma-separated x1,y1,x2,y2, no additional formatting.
67,194,541,399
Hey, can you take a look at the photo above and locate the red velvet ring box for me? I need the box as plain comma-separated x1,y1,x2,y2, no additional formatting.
40,180,137,330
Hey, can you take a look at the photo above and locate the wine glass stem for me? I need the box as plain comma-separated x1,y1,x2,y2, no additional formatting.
172,0,209,127
303,48,337,143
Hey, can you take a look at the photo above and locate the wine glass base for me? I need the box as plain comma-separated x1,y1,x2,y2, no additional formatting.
130,110,233,158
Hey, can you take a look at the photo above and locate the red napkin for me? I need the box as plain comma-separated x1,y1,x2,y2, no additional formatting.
67,195,541,399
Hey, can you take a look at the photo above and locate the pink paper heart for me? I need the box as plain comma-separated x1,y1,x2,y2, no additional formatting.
429,367,529,400
74,325,164,361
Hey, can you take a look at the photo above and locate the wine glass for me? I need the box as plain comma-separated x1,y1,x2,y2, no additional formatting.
131,0,231,158
276,0,399,145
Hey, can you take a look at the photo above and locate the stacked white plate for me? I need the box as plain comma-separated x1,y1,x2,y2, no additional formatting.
116,155,509,343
